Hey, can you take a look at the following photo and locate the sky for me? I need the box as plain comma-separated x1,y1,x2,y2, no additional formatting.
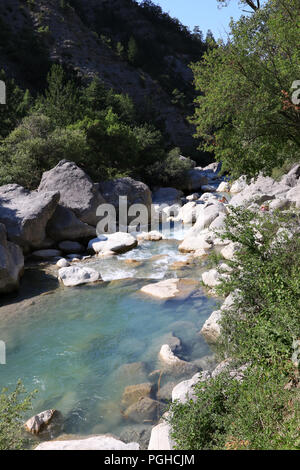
136,0,251,40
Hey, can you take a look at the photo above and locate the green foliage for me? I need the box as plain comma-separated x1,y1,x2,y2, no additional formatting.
34,65,83,128
0,63,194,188
169,367,300,450
169,207,300,449
191,0,300,178
0,69,32,139
0,114,88,188
216,208,300,366
0,380,37,450
143,147,194,188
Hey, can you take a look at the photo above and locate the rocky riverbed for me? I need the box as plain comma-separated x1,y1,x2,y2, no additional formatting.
1,159,300,450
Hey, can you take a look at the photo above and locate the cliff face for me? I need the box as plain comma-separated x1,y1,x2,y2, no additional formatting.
0,0,206,154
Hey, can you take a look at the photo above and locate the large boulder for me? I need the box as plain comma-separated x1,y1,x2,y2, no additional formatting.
35,435,139,450
229,174,290,208
99,177,152,224
58,266,101,287
152,187,183,206
280,164,300,187
185,167,208,191
46,205,96,242
38,160,106,227
0,184,59,251
0,223,24,294
88,232,137,255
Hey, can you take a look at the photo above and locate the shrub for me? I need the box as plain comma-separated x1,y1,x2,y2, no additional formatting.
0,380,37,450
169,207,300,450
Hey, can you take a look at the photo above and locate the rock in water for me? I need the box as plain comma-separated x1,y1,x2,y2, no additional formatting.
121,383,153,409
200,310,222,343
123,397,160,423
136,231,164,242
35,435,139,450
38,160,106,227
140,278,198,300
0,184,59,252
88,232,137,255
25,409,57,435
0,223,24,294
58,266,101,287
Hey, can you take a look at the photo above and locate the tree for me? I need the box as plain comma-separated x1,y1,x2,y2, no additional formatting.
34,64,82,128
0,70,32,139
191,0,300,178
217,0,261,11
127,36,139,65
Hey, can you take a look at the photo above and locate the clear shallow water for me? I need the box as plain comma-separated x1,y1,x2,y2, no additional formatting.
0,230,217,446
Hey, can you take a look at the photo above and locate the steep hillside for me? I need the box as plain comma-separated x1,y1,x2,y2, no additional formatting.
0,0,208,156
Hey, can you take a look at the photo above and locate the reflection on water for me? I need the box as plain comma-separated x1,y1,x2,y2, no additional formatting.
0,230,217,448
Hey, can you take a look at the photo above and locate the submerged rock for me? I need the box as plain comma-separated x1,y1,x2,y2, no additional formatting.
123,397,160,423
121,383,153,409
58,266,101,287
35,435,139,450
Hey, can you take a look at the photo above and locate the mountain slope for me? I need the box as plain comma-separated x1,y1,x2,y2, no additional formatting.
0,0,208,156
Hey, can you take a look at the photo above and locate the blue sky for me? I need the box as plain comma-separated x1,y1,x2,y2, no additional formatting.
136,0,252,39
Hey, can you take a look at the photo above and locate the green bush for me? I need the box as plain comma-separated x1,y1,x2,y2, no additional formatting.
144,147,194,188
169,366,300,450
0,380,37,450
169,208,300,450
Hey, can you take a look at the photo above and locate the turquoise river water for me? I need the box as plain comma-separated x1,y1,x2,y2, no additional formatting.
0,226,217,447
